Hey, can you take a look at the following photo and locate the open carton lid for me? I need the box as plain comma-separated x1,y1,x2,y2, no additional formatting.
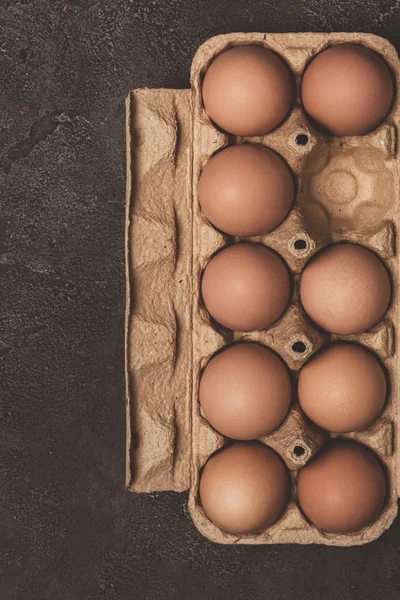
125,88,193,492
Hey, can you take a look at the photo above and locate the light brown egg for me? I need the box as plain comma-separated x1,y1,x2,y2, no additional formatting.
300,243,391,335
298,343,386,433
200,343,291,440
302,43,394,136
201,243,291,331
199,442,290,534
202,45,294,136
297,441,386,533
198,144,294,237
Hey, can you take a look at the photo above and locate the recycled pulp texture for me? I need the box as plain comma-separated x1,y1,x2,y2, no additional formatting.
126,32,400,545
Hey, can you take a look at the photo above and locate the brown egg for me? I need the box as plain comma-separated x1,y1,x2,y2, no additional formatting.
298,343,386,433
302,43,394,136
200,343,291,440
198,144,294,237
202,45,294,136
201,243,291,331
200,442,290,534
300,244,391,335
297,441,386,533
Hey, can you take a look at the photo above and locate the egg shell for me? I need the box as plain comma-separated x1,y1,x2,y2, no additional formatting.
297,441,387,534
300,243,391,335
201,242,291,332
202,45,294,136
199,442,290,535
298,343,387,433
302,43,394,136
200,343,292,440
198,144,294,237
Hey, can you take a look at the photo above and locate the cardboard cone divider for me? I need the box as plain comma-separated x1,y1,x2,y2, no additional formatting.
126,33,400,544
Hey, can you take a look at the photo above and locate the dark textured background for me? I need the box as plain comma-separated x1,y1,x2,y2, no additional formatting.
2,1,400,599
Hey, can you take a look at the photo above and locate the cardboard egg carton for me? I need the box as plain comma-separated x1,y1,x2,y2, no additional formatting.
125,33,400,545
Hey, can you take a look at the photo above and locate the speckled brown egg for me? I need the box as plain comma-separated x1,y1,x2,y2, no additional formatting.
300,243,391,335
202,45,294,136
199,343,292,440
199,442,290,535
298,343,386,433
198,144,294,237
302,43,394,136
201,243,291,331
297,441,386,534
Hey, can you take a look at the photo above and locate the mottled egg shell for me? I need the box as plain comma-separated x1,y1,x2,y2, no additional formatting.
300,243,391,335
302,43,394,136
200,343,292,440
298,343,386,433
200,442,290,535
202,45,294,136
198,144,294,237
297,441,386,534
201,243,291,332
